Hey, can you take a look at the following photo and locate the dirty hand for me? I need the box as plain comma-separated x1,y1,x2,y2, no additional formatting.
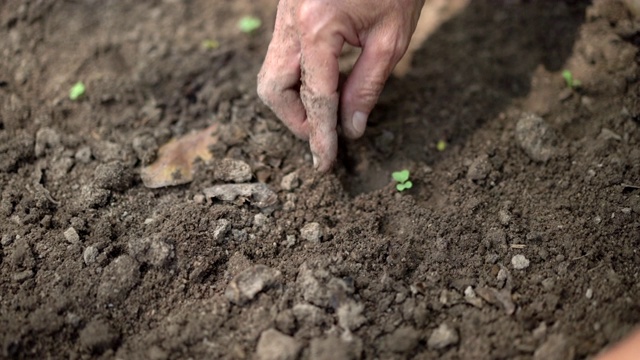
258,0,424,172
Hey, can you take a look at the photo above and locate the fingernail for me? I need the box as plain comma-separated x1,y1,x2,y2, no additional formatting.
312,152,319,169
352,111,368,135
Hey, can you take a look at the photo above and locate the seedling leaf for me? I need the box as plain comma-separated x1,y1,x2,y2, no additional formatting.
69,82,86,100
202,39,219,50
562,69,581,89
141,123,219,188
396,181,413,192
238,16,261,33
392,169,410,183
436,140,447,152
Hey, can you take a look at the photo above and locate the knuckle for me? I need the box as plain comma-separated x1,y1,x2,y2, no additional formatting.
296,1,336,42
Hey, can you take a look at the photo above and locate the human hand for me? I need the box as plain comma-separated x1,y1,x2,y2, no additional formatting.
257,0,425,172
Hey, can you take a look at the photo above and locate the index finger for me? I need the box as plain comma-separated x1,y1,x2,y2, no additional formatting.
298,11,345,171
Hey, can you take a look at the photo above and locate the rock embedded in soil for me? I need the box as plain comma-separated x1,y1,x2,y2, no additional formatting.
97,255,140,304
280,172,300,191
511,254,530,270
383,326,421,354
215,158,253,183
64,227,81,244
427,323,459,350
225,265,282,305
300,222,323,243
337,300,366,331
128,235,173,267
93,161,132,192
213,219,231,243
78,319,119,354
515,113,558,162
255,329,301,360
83,246,99,265
467,154,493,181
203,183,277,208
75,146,93,163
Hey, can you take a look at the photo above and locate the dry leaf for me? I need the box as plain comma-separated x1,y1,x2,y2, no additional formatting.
141,123,219,188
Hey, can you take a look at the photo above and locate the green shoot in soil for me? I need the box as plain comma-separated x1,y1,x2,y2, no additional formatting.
392,169,413,192
69,82,85,101
201,39,219,50
436,140,447,152
238,16,261,33
562,70,581,89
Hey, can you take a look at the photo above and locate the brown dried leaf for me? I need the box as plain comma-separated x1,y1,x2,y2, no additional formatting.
141,123,219,188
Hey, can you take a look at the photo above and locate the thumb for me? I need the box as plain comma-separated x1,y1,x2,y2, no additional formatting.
340,35,404,139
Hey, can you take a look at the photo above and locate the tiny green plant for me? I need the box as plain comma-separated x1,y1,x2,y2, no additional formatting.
238,16,261,33
201,39,219,50
562,70,581,89
436,140,447,152
392,169,413,192
69,82,85,101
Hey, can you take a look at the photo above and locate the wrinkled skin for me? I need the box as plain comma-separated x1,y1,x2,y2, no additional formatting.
257,0,424,172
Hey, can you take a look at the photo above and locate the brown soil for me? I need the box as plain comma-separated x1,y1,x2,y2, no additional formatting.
1,0,639,359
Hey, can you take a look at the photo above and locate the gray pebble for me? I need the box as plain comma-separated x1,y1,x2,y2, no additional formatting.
97,255,140,304
64,227,81,244
83,246,99,265
12,269,34,282
498,210,512,226
585,288,593,299
280,172,300,191
293,303,325,327
300,222,323,243
94,161,132,192
253,213,268,227
128,235,173,267
467,154,493,181
75,146,93,163
511,254,530,270
225,265,281,305
427,323,459,350
79,319,119,354
215,158,252,183
256,329,302,360
515,113,558,162
213,219,231,243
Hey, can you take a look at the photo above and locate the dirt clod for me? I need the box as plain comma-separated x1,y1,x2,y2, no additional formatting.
255,329,302,360
427,323,459,350
225,265,282,305
79,319,119,354
515,113,558,162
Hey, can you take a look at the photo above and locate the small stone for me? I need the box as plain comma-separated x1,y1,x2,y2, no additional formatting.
515,113,558,162
467,154,493,181
225,265,282,305
337,300,366,331
383,326,421,354
128,236,173,267
193,194,205,204
213,219,231,243
215,158,253,183
511,254,530,270
203,183,277,208
533,334,574,360
439,289,462,306
75,146,93,163
284,234,297,248
79,319,119,354
498,210,512,226
253,213,268,227
256,329,302,360
97,255,140,304
621,207,632,214
585,288,593,299
94,161,132,192
427,323,459,350
64,227,81,244
83,246,99,265
598,128,622,142
12,269,34,282
281,172,300,191
293,303,325,327
300,222,323,243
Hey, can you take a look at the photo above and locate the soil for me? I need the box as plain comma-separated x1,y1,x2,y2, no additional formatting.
1,0,639,359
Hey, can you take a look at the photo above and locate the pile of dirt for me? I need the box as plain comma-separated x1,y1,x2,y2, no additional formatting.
1,0,639,359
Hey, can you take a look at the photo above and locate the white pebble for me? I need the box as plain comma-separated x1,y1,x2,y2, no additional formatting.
64,227,80,244
511,254,530,270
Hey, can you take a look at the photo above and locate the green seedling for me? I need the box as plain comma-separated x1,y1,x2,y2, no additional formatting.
436,140,447,152
201,39,220,50
69,82,85,101
238,16,261,33
392,169,413,192
562,70,581,89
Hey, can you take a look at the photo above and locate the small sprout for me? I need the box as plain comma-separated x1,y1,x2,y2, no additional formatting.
238,16,261,33
201,39,219,50
562,70,581,89
69,82,86,101
436,140,447,152
392,169,413,192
